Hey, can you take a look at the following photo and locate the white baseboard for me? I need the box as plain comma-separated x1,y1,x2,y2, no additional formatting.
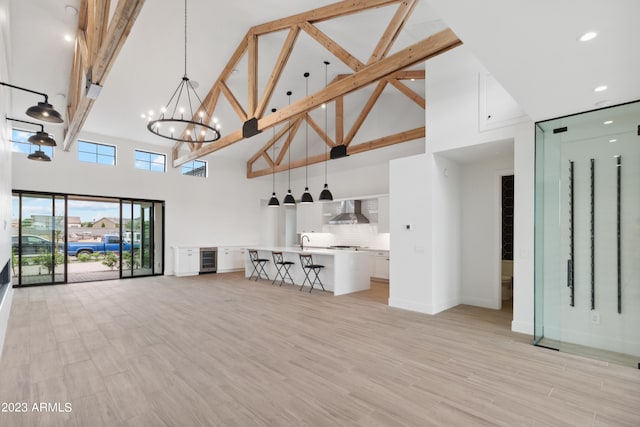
388,298,435,315
461,296,499,310
0,284,15,363
432,297,461,314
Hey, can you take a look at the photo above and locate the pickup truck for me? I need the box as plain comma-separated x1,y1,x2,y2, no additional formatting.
66,235,139,256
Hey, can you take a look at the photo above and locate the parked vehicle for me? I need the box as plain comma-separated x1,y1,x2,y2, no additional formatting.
12,235,54,255
65,235,139,256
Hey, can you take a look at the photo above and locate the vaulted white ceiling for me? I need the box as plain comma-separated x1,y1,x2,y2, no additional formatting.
7,0,640,162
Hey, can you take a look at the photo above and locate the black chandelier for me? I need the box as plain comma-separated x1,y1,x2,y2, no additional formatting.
146,0,220,143
0,82,64,123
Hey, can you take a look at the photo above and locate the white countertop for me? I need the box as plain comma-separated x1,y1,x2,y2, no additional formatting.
250,246,371,256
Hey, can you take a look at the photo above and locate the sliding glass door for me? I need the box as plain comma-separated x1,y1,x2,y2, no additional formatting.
11,191,164,286
121,199,163,278
11,193,65,286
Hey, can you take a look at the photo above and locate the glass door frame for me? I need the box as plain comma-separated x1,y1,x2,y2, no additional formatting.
12,189,165,286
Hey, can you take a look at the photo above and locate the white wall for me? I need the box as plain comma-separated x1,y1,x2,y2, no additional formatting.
0,0,13,359
389,153,433,313
12,131,271,275
389,45,536,335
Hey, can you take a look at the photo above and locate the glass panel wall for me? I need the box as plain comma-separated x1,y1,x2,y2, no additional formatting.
535,100,640,367
11,191,164,286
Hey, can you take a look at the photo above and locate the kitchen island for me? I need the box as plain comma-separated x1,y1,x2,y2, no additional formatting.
245,247,372,295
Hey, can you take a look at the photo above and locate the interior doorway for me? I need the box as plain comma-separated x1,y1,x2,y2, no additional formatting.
500,174,514,312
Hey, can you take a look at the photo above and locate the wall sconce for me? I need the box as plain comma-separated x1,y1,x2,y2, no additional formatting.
6,117,57,146
0,82,64,123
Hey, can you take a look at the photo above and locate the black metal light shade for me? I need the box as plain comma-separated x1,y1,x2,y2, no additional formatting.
28,130,57,147
283,190,296,205
27,148,51,162
26,101,64,123
0,81,64,123
301,187,313,204
6,116,57,147
268,192,280,207
299,72,314,204
319,183,333,201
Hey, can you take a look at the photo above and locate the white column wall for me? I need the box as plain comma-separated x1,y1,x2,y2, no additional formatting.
389,154,433,313
431,154,462,313
0,0,13,359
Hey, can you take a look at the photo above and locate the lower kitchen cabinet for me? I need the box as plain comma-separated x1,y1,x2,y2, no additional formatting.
217,247,247,273
174,247,199,277
371,251,389,281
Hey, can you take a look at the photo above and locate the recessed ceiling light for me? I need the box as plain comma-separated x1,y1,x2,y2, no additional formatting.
603,120,613,125
609,139,617,143
141,113,146,119
579,31,598,42
64,5,78,16
594,85,608,92
595,100,611,108
64,34,73,42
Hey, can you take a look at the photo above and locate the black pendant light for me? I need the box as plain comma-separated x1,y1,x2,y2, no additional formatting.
6,117,57,147
27,146,52,162
300,72,314,204
283,91,296,206
319,61,334,201
0,82,64,123
268,108,280,207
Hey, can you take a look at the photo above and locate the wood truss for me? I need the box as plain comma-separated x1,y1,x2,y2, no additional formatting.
63,0,146,150
171,0,462,175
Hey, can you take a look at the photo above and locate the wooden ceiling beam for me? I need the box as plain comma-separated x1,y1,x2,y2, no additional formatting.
335,97,344,145
305,113,334,148
247,127,424,178
251,0,399,36
344,80,387,146
220,81,248,122
63,0,146,151
247,34,258,117
299,21,364,72
174,28,461,167
368,0,416,64
254,26,300,119
387,78,425,108
247,120,293,165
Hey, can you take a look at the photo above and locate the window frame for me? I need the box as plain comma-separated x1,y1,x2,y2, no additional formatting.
181,159,208,177
134,149,167,173
10,128,55,158
77,140,117,166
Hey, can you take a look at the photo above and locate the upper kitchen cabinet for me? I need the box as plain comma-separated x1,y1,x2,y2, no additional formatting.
296,203,324,233
377,196,389,233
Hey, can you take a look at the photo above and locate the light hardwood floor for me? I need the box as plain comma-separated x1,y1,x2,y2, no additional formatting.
1,272,639,426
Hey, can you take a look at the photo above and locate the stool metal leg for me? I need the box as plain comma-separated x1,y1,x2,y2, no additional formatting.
256,261,269,281
309,267,325,292
281,264,294,286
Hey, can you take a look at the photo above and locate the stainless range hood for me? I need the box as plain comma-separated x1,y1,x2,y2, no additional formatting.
328,200,370,224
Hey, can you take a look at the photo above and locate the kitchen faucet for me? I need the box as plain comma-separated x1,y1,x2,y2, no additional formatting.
301,235,310,250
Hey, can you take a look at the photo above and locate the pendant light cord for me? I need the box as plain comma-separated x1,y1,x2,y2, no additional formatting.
272,108,277,192
184,0,188,77
324,61,329,185
287,91,292,191
305,73,309,187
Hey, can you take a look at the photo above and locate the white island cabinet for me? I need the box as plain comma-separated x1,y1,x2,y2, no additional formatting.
246,247,372,296
173,247,199,276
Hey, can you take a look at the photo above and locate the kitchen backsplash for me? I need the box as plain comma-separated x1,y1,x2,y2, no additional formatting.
300,224,389,250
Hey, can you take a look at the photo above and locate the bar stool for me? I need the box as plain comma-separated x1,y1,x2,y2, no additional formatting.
248,249,269,281
299,253,325,292
272,251,295,286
